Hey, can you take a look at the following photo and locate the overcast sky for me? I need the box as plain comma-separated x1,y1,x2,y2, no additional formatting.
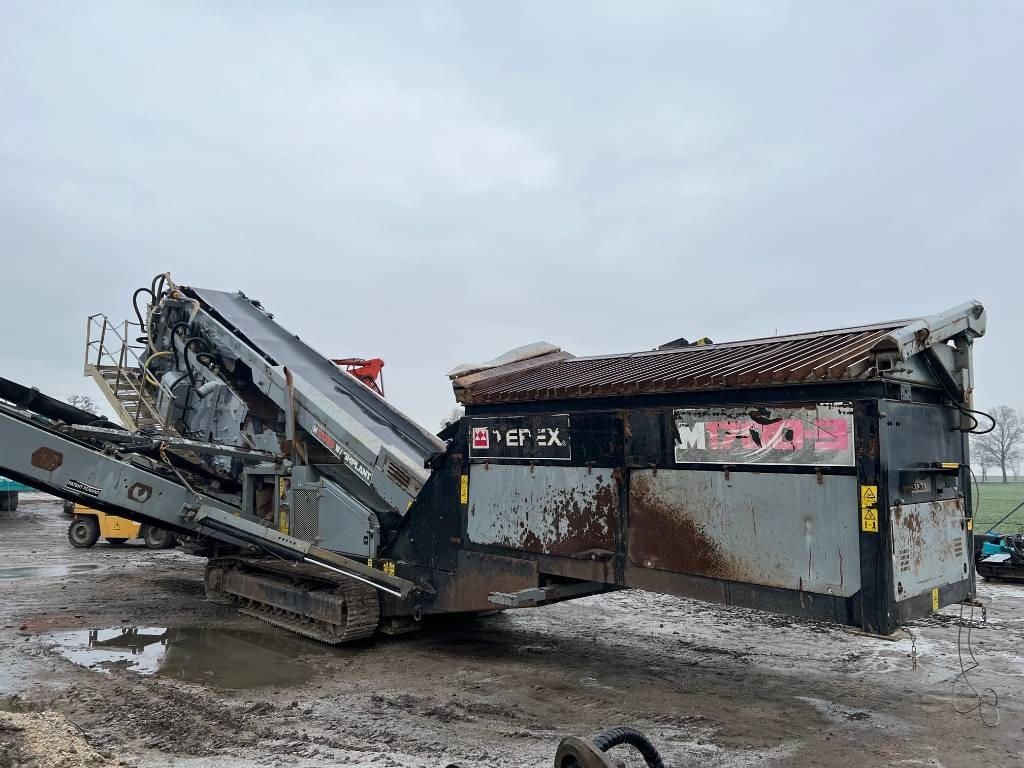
1,2,1021,430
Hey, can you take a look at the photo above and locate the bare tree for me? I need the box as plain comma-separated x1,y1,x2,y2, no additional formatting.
67,394,99,414
440,405,465,430
972,405,1024,483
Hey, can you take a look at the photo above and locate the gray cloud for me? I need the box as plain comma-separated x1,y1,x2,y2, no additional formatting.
1,1,1021,428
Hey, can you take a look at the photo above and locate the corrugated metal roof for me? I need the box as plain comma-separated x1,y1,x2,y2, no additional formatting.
452,319,910,405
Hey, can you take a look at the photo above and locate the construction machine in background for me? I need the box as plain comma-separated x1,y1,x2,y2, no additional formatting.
974,496,1024,580
0,273,987,642
67,504,177,549
0,476,35,512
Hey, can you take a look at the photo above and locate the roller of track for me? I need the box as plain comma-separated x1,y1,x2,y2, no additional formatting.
204,556,380,644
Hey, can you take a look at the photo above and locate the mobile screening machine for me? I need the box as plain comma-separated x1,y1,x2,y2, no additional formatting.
0,274,986,641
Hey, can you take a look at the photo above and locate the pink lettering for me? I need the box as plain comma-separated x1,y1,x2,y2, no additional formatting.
761,419,804,451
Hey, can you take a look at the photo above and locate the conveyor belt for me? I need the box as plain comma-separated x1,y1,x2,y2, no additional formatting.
191,288,443,469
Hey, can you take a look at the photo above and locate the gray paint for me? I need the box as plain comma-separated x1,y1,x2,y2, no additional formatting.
629,469,861,598
290,465,378,557
467,464,617,556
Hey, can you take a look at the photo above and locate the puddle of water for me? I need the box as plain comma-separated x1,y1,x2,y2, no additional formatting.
0,564,102,580
45,626,317,689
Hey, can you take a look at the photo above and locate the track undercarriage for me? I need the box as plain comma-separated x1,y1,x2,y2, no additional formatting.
204,557,381,644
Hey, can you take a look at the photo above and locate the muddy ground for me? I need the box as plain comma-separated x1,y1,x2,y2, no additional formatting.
0,495,1022,768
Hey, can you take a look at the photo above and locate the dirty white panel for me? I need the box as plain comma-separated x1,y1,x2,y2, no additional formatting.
891,499,969,602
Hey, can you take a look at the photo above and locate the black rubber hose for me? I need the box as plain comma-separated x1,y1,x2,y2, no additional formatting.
183,337,211,398
132,287,154,331
168,321,191,367
592,727,667,768
151,273,167,301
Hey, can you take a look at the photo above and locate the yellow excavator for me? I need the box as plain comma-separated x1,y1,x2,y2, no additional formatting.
65,503,176,549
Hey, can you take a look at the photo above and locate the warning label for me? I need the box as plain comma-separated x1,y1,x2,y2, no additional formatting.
860,507,879,533
860,485,878,508
860,484,879,533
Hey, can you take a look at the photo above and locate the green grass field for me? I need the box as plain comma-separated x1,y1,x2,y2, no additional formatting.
972,481,1024,532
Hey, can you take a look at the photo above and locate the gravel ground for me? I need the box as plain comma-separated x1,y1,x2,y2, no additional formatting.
1,494,1022,767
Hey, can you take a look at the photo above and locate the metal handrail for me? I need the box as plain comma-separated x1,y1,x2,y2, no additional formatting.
84,313,167,431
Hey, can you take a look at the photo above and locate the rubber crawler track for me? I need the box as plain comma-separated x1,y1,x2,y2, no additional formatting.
204,556,380,644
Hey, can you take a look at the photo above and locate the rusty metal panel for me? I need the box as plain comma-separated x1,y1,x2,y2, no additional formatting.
890,499,969,602
467,465,617,556
628,469,861,597
673,404,855,466
454,321,905,405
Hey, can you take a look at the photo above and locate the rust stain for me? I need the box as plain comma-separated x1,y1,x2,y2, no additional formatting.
484,478,617,557
627,473,741,581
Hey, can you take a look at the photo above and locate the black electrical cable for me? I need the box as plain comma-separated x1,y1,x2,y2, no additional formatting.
952,600,999,726
920,352,995,434
592,727,667,768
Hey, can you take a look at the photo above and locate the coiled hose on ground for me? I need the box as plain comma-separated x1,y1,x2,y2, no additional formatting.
443,726,668,768
591,727,667,768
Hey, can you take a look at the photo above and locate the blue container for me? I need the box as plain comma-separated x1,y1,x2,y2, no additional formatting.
0,476,34,493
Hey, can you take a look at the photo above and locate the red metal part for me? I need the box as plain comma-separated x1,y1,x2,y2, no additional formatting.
332,358,385,396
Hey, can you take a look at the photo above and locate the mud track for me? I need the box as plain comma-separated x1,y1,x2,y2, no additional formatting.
1,496,1022,767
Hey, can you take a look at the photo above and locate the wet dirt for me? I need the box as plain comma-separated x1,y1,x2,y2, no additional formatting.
1,495,1023,767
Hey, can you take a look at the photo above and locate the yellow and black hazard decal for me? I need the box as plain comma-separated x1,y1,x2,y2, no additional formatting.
860,484,879,533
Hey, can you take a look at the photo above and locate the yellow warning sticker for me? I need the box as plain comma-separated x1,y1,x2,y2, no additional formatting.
861,507,879,533
931,588,940,612
860,485,878,508
460,475,469,505
860,485,879,532
966,518,973,531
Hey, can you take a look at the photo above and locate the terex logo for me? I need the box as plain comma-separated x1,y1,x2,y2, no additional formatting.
468,415,572,461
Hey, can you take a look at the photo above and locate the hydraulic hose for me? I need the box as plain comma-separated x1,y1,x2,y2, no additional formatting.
168,321,192,367
183,337,212,398
142,351,170,387
132,287,154,331
592,727,667,768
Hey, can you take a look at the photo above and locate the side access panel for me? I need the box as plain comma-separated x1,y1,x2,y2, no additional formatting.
627,469,861,597
891,498,970,603
466,464,618,557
